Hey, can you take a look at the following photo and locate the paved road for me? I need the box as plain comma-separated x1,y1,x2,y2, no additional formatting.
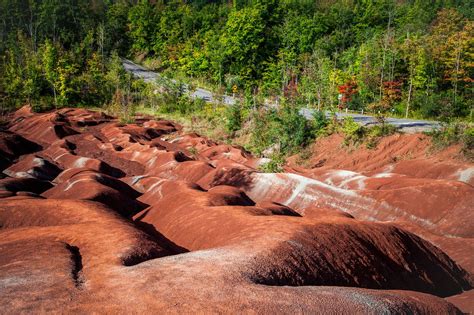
299,108,440,132
123,59,235,105
123,59,440,132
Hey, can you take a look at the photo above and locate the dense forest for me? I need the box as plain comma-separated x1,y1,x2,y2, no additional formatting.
0,0,472,121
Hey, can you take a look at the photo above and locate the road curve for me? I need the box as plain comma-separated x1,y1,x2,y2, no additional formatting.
123,59,440,132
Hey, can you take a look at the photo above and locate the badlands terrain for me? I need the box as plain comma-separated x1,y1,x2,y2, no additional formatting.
0,106,473,313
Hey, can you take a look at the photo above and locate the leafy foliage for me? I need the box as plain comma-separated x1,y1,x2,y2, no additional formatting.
1,1,473,120
258,153,286,173
429,122,474,160
334,117,397,148
225,103,243,135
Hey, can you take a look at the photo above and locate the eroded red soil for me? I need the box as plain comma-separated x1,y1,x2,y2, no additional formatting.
1,106,473,313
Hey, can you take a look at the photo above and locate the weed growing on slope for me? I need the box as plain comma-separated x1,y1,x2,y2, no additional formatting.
428,122,474,160
258,153,285,173
332,117,397,149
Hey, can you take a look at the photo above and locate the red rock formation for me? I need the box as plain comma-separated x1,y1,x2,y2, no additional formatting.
0,106,472,313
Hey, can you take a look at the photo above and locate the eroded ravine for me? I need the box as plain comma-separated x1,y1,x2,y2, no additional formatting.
0,106,473,313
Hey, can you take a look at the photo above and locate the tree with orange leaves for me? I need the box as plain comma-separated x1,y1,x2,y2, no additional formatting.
337,80,358,110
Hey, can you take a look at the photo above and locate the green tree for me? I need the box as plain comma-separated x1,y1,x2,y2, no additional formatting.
220,5,265,82
41,40,60,106
128,0,156,54
105,1,131,55
56,53,77,106
299,50,332,110
401,34,430,118
441,21,473,109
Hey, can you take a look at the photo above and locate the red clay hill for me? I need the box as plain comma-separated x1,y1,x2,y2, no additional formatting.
1,106,473,313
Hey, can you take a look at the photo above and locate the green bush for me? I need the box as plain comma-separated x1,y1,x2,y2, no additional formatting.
431,122,465,147
248,109,279,155
417,92,471,121
429,122,474,160
258,153,285,173
312,110,329,135
225,103,243,134
277,105,326,153
365,124,397,149
462,127,474,160
105,88,137,124
156,93,205,116
248,106,327,157
461,127,474,161
338,117,398,149
341,117,365,146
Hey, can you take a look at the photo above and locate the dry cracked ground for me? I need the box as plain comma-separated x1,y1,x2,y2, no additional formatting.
0,106,473,314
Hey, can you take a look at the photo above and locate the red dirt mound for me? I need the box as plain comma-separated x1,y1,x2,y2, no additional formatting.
288,133,474,185
0,177,52,195
9,111,79,145
0,107,472,313
42,170,146,216
0,130,42,161
223,172,474,238
3,155,62,181
134,179,472,297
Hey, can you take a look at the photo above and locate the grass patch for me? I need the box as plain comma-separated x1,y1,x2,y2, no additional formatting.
427,122,474,161
296,146,314,168
328,117,398,149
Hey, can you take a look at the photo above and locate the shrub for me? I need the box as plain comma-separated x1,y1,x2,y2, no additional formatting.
248,106,327,158
429,122,474,160
312,110,329,135
225,102,243,134
296,146,314,167
418,92,471,121
248,109,279,156
462,127,474,160
277,105,323,153
106,89,136,124
258,153,285,173
365,124,397,149
177,95,205,115
156,93,205,116
431,122,465,147
338,117,398,149
341,117,365,146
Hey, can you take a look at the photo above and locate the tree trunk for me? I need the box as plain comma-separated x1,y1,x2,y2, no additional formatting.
379,13,392,101
99,24,105,71
406,78,412,118
53,87,57,109
317,89,321,111
380,38,387,101
453,47,461,106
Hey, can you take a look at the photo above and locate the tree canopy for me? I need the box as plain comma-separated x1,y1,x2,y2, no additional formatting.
0,0,472,120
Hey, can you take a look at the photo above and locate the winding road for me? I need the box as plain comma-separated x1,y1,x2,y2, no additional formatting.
123,59,440,132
